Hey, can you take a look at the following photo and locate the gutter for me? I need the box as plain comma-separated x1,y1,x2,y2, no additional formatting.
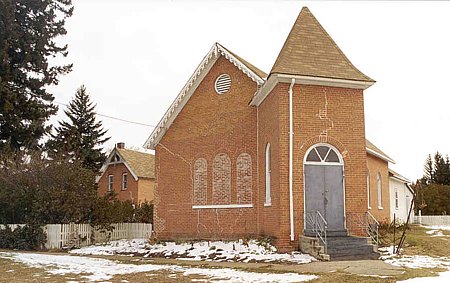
289,78,295,241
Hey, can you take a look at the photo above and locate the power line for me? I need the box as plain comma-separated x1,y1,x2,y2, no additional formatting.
54,101,156,128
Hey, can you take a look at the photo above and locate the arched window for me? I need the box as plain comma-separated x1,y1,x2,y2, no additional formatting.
305,144,342,164
193,158,207,205
265,144,271,205
213,153,231,204
237,153,252,204
377,172,382,208
367,172,371,209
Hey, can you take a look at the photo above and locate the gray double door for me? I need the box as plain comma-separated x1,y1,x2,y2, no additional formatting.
304,164,345,233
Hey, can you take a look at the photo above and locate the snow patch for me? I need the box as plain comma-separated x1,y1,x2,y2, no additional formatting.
0,252,317,283
70,239,316,264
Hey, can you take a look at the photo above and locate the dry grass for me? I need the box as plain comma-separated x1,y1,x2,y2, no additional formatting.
0,226,448,283
380,224,450,257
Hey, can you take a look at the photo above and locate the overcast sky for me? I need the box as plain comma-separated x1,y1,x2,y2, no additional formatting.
48,0,450,182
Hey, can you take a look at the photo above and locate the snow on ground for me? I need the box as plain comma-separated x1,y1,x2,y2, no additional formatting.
380,225,450,282
0,252,317,283
423,225,450,237
70,239,316,264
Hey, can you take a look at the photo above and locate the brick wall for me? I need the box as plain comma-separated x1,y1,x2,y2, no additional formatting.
137,178,155,203
98,163,139,202
367,154,391,222
154,55,259,240
258,83,368,250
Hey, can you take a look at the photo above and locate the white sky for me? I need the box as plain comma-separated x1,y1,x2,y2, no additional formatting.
48,0,450,182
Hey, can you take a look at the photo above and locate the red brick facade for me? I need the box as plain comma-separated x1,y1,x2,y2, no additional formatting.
154,56,259,240
150,8,379,251
98,163,155,203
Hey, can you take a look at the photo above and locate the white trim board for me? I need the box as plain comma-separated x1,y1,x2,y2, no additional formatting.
366,147,396,164
250,73,374,106
144,43,265,150
96,148,139,183
192,204,253,209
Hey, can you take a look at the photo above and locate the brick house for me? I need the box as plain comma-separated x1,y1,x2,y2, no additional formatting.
97,143,155,203
144,7,406,256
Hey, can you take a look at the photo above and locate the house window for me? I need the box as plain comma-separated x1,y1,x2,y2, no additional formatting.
377,172,382,208
108,175,113,191
265,143,271,205
122,173,127,190
367,172,371,209
236,153,252,204
212,153,231,204
395,189,399,209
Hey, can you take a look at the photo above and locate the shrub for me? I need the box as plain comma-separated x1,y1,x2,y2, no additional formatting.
0,224,46,250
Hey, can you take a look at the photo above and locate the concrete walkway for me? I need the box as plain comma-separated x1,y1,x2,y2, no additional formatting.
114,257,405,277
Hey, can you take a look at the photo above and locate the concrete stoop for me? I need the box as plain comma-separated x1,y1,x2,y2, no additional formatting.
299,235,379,261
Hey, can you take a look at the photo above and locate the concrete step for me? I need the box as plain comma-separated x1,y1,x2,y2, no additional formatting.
330,252,380,261
327,244,375,254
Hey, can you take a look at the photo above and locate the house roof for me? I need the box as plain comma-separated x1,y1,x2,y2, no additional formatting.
389,169,412,184
366,139,395,164
116,148,155,179
270,7,374,83
220,44,267,79
144,43,266,149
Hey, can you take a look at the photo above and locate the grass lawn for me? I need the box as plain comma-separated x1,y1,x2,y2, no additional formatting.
380,224,450,257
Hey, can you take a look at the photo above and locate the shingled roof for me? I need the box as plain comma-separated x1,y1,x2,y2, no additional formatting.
366,139,395,163
270,7,374,82
116,148,155,179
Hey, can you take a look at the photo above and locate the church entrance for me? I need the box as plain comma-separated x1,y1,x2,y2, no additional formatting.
304,144,346,235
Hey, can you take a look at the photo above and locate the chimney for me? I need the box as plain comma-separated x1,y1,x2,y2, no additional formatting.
116,142,125,149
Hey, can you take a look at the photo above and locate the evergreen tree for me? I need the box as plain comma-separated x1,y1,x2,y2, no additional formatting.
0,0,73,151
423,154,434,184
434,152,450,185
47,85,110,171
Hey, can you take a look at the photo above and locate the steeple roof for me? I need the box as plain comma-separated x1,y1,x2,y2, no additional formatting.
270,7,374,82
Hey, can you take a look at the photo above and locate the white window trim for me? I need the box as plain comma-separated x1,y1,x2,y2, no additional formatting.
367,172,371,209
395,189,399,210
192,204,253,209
108,174,113,191
122,173,127,191
265,143,271,206
377,172,382,209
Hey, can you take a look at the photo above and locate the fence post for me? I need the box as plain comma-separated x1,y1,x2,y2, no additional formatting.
419,210,422,225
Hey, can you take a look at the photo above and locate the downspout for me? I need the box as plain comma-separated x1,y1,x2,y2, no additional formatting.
289,78,295,241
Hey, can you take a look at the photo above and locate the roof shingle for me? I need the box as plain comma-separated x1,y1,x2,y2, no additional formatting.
117,148,155,179
270,7,374,82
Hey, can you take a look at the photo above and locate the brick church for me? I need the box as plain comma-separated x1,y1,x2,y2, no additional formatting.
145,7,391,254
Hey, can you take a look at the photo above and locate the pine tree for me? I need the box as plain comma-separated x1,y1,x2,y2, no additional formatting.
47,85,110,171
423,154,434,184
0,0,73,151
433,152,449,185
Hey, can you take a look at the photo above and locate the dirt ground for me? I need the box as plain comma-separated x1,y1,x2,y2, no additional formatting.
0,225,446,282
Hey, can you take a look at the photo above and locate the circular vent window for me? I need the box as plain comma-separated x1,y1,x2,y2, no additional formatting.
215,74,231,94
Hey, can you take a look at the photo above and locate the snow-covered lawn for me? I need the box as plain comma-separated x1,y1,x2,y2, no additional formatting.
70,239,316,264
380,225,450,282
0,252,317,283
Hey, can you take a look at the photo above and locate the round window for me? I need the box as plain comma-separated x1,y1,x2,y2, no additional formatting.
215,74,231,94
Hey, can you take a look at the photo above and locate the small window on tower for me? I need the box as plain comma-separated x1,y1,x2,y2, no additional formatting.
215,74,231,94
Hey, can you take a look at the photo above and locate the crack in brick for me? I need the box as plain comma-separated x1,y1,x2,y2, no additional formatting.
316,88,334,142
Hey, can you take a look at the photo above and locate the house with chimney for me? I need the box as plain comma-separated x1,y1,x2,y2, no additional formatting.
144,7,412,259
97,143,155,203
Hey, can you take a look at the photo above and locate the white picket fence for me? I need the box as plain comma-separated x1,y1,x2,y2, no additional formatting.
1,223,152,249
414,215,450,226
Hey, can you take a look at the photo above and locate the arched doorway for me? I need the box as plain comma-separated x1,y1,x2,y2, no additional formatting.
304,144,345,235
